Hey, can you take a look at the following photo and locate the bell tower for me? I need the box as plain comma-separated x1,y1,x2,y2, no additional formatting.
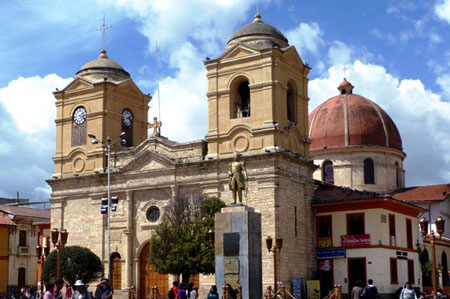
205,14,311,159
52,50,151,178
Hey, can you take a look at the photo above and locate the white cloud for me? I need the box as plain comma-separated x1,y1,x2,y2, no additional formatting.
309,60,450,186
327,41,354,66
103,0,276,142
0,74,72,135
436,73,450,98
285,22,324,56
150,42,208,141
435,0,450,24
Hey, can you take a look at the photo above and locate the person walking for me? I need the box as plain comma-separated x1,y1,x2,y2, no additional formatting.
71,280,92,299
206,285,219,299
362,279,379,299
189,287,198,299
94,278,113,299
177,283,187,299
400,282,417,299
44,283,56,299
54,279,65,299
351,280,364,299
168,281,179,299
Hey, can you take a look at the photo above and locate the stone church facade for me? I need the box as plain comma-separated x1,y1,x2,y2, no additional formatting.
48,14,317,298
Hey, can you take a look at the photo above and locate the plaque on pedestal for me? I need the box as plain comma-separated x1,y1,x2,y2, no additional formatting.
215,205,262,299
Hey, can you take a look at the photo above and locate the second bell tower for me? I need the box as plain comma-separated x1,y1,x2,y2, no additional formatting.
205,15,311,159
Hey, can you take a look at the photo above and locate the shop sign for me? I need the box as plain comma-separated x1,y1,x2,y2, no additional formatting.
341,234,370,247
318,260,333,272
316,248,346,259
306,280,321,299
292,279,302,299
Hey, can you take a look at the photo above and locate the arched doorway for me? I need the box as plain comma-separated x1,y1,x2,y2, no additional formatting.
18,267,26,289
442,251,449,286
140,243,168,298
110,252,122,290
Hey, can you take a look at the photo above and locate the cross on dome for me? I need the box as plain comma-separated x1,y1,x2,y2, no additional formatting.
97,16,112,51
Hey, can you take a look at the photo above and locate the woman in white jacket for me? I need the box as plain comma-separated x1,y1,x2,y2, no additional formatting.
400,282,417,299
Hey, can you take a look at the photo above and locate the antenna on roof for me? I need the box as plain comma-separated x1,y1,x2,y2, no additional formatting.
97,15,112,51
156,39,161,136
256,0,260,15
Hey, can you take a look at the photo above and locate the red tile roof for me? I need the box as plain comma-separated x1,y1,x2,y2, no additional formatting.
392,184,450,202
0,213,17,226
0,205,50,220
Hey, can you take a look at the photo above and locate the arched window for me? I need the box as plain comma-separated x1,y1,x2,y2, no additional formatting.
287,82,296,123
364,158,375,184
395,162,401,188
110,252,122,290
72,106,87,147
322,160,334,184
420,249,431,286
232,80,250,118
18,267,26,289
121,108,134,147
443,251,449,286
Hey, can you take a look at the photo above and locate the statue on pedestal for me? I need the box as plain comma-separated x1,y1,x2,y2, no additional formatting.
228,154,247,205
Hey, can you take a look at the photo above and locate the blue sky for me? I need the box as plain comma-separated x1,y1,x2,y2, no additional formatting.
0,0,449,202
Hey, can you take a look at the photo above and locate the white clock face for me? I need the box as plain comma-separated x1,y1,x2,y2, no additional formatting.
73,107,87,125
122,109,133,128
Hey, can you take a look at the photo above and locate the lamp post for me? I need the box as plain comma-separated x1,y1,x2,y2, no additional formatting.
51,228,68,280
88,132,127,281
36,238,50,296
265,236,283,292
420,216,445,299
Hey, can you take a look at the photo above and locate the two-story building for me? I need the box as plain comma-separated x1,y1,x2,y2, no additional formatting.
393,184,450,294
0,205,50,297
313,183,426,298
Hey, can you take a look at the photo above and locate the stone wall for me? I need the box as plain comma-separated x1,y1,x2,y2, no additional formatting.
49,138,317,296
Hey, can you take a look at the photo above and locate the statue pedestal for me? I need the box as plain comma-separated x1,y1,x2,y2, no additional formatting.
215,205,262,299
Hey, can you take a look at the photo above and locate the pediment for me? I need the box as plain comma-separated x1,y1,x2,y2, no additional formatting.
282,46,305,66
121,150,175,173
63,78,94,93
219,44,260,61
116,80,146,98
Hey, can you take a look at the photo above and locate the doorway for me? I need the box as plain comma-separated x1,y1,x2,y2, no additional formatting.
139,243,168,298
18,267,26,289
348,258,366,293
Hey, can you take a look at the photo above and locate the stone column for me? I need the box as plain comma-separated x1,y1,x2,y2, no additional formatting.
215,205,262,299
122,190,134,298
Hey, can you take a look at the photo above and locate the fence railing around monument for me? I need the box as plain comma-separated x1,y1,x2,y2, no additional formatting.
142,283,342,299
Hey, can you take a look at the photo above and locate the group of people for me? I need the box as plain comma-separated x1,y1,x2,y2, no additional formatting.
168,281,199,299
351,279,447,299
41,278,113,299
10,286,37,299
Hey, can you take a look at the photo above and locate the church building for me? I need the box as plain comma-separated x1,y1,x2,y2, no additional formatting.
47,12,449,299
48,14,317,298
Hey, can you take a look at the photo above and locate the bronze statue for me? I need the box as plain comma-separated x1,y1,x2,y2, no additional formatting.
228,154,247,204
148,116,162,137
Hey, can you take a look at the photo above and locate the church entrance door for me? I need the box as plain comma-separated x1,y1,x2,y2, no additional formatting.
139,243,168,298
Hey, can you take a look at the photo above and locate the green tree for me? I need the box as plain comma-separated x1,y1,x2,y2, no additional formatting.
149,196,226,283
42,246,104,286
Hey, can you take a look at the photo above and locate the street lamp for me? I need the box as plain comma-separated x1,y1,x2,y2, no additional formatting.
36,238,50,296
420,217,445,299
51,228,68,279
88,132,127,281
265,236,283,292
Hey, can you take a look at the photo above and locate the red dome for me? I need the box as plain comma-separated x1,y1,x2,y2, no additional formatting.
308,86,402,151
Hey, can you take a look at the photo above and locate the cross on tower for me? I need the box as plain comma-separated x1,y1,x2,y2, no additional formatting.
97,16,112,50
341,64,350,79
